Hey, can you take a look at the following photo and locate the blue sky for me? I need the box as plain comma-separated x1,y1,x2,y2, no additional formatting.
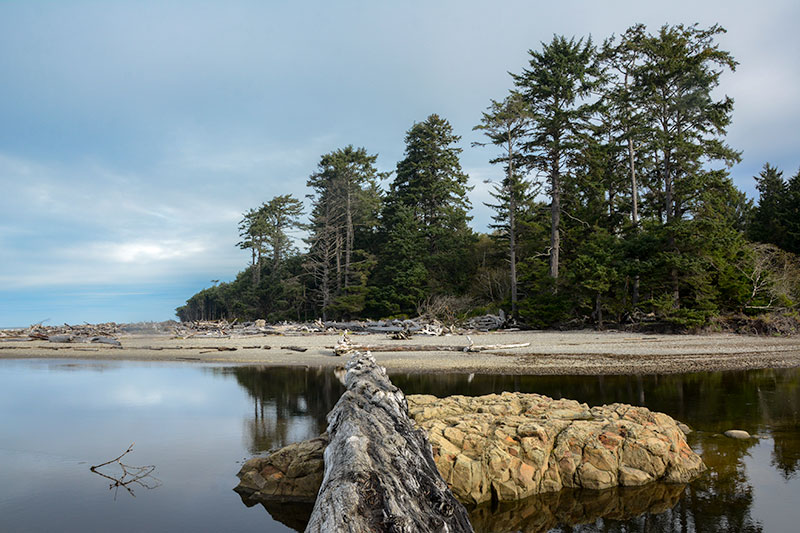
1,1,798,326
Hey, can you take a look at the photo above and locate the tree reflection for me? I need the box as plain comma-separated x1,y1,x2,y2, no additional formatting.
217,366,344,453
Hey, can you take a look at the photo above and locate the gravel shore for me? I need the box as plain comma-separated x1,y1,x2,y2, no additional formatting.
2,330,800,375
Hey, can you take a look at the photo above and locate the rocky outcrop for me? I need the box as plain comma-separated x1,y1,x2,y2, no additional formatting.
409,392,705,505
236,392,705,509
235,434,328,504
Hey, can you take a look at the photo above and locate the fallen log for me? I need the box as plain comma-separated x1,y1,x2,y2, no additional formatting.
334,333,530,356
282,346,308,353
305,352,473,532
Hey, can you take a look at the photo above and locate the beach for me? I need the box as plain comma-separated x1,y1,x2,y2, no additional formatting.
2,329,799,375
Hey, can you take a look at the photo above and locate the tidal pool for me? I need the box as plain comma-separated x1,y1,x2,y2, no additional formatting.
0,359,798,532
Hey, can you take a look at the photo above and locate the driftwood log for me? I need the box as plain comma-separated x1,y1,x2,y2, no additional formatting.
305,352,474,533
334,333,529,357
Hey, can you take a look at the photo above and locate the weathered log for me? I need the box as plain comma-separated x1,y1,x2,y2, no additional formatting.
333,333,530,356
305,352,474,533
282,345,308,353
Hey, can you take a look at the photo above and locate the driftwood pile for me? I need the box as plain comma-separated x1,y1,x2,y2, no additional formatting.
173,313,514,339
0,323,122,346
304,351,473,532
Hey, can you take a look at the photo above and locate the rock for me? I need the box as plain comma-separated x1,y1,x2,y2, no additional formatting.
235,392,706,509
235,434,328,503
723,429,751,440
677,422,692,435
410,392,705,505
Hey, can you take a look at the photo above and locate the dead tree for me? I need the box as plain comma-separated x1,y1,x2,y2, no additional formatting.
305,352,473,533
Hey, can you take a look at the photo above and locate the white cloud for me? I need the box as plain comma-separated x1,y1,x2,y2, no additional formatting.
113,384,209,407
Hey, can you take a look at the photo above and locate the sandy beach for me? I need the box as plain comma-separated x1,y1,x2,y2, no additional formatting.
2,329,800,374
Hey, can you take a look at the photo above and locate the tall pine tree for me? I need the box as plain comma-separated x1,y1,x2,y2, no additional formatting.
372,114,473,316
513,35,598,286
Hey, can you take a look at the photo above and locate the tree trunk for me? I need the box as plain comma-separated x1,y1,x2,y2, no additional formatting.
508,142,518,320
251,248,258,286
628,128,640,308
549,152,561,286
663,150,680,308
305,352,473,533
345,185,353,289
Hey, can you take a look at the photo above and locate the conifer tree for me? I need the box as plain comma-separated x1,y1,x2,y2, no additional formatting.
513,35,598,286
749,163,788,247
374,114,473,315
633,24,741,310
474,92,535,319
306,146,381,319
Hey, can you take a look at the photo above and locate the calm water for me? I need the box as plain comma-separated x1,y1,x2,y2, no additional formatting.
0,360,798,532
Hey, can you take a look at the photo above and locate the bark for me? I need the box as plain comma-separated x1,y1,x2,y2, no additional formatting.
508,139,519,320
345,184,353,289
628,117,640,307
549,150,561,284
305,352,473,533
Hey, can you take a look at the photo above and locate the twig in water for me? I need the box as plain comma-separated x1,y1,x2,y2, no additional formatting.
89,443,162,499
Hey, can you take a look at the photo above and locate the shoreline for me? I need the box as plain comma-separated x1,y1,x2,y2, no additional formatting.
2,330,800,375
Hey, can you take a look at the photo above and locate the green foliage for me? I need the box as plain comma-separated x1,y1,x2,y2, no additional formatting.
176,23,799,333
373,114,475,315
749,163,800,255
305,145,382,319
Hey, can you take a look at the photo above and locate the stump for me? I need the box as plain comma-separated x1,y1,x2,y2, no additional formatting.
305,351,473,533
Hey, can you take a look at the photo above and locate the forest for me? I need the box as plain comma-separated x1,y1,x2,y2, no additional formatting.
176,23,800,331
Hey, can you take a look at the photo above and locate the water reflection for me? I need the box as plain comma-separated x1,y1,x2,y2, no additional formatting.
469,483,685,532
230,366,800,532
215,366,345,453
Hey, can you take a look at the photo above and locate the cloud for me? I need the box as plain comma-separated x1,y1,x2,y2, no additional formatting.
1,0,799,323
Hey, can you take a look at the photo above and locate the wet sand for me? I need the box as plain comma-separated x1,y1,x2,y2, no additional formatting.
2,330,800,374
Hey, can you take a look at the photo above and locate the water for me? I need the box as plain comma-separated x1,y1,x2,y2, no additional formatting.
0,359,798,532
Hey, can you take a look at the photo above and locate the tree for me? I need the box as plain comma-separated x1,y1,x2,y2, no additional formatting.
598,24,649,306
633,24,741,308
237,195,304,286
261,195,305,273
238,207,268,286
513,35,598,286
749,163,787,247
474,92,535,319
374,114,473,315
306,146,382,319
785,170,800,254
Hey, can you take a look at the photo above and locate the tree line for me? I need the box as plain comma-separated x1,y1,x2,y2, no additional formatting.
177,23,800,330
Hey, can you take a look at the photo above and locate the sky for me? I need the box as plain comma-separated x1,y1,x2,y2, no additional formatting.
1,0,798,326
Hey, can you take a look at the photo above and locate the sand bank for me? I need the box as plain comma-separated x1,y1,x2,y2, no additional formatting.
2,330,800,374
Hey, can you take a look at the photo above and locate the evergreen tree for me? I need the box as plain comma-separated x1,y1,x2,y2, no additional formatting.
598,24,649,307
633,24,741,310
785,170,800,254
473,92,535,319
374,114,473,315
513,35,598,286
260,195,305,273
306,146,382,319
749,163,788,247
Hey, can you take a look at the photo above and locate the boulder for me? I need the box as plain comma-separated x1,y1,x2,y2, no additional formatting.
235,434,328,503
236,392,706,508
410,392,705,505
